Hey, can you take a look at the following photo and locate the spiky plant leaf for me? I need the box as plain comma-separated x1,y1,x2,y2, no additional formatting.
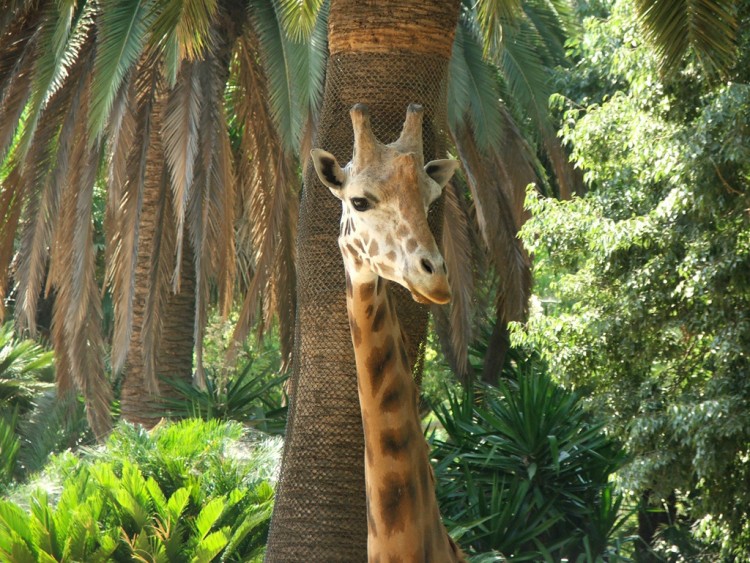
635,0,738,77
191,529,228,563
193,497,224,541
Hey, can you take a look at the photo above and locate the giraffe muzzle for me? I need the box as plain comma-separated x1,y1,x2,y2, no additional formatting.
407,277,451,305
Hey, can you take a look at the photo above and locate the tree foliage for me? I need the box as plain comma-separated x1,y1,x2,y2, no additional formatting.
516,0,750,557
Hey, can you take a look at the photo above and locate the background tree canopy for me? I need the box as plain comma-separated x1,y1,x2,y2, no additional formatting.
515,0,750,558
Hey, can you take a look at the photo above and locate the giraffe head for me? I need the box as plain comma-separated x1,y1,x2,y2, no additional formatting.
311,104,459,305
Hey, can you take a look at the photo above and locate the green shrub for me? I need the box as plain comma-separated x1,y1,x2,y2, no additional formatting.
0,419,279,562
431,367,630,561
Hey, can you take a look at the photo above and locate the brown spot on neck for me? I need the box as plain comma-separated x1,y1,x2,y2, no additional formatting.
366,335,395,395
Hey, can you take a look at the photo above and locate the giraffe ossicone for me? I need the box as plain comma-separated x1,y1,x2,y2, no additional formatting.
311,104,466,562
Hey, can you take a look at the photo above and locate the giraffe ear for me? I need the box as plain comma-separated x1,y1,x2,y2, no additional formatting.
311,148,347,198
424,159,460,188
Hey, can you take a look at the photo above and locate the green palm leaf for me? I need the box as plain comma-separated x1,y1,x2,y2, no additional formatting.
89,0,155,140
276,0,324,41
250,0,326,153
15,0,87,161
149,0,218,86
635,0,738,77
449,17,504,152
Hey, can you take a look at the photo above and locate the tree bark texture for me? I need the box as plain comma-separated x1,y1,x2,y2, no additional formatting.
265,2,461,561
119,177,196,427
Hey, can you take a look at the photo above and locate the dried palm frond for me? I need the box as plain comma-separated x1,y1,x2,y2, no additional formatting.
0,166,24,322
0,5,40,110
452,120,532,324
188,44,237,388
229,30,298,369
48,77,111,439
103,70,135,281
14,39,92,335
435,180,478,379
161,59,201,290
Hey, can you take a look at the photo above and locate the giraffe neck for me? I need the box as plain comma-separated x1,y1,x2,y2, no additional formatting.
345,272,464,563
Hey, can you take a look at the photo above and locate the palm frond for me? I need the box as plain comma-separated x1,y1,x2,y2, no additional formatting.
635,0,738,77
448,18,504,153
229,31,298,369
50,77,112,438
496,16,553,138
14,38,92,335
0,6,40,114
0,167,24,322
521,0,575,66
161,60,201,288
149,0,218,85
474,0,523,57
188,48,236,389
436,180,478,379
276,0,324,41
452,121,532,323
89,0,155,140
0,59,32,168
103,69,135,282
0,0,40,33
249,0,326,154
15,0,89,161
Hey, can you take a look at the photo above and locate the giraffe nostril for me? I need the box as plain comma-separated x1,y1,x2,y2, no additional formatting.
420,258,434,275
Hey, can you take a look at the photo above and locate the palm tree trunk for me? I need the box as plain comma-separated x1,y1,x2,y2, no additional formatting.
265,2,460,561
119,178,196,427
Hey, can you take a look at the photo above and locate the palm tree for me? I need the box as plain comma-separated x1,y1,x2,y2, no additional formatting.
0,0,318,432
634,0,739,78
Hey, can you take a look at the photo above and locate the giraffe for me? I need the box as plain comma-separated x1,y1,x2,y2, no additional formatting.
311,103,466,563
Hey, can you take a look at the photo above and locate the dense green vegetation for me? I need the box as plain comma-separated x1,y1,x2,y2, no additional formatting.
0,420,278,562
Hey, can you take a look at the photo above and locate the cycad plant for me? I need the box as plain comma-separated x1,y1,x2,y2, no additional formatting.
0,419,278,562
0,322,55,486
431,364,629,560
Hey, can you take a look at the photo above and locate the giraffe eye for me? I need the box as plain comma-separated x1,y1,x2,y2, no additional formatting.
350,197,370,212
